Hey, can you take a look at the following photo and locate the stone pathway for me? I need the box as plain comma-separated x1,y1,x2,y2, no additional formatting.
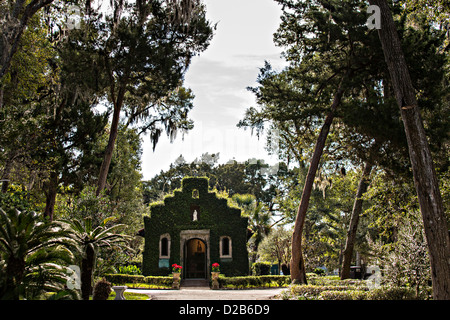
126,287,285,300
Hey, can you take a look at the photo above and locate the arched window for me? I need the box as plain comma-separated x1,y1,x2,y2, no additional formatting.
161,238,169,256
159,234,171,259
220,236,232,258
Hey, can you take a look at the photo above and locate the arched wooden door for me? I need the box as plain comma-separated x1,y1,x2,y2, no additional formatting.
184,238,207,279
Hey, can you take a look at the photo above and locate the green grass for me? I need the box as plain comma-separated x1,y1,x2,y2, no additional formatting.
108,291,150,300
120,282,171,289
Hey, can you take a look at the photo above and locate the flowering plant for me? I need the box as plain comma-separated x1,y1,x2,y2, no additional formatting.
211,263,220,272
172,264,182,273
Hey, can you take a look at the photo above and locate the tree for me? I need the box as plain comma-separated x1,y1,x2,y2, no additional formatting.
0,0,56,82
290,79,346,283
231,194,272,262
80,0,215,195
63,217,130,300
367,212,431,299
0,4,109,221
341,162,373,279
258,227,292,270
368,0,450,300
0,208,79,299
242,0,448,286
0,8,58,194
243,0,384,283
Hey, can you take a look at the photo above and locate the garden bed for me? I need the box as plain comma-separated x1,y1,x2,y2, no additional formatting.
280,275,432,300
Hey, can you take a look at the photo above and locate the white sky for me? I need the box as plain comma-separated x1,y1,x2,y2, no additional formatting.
140,0,288,179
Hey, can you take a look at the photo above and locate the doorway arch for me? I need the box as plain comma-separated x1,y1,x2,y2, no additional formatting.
184,238,207,279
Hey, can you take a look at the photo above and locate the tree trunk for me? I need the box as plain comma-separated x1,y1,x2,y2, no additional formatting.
0,0,55,81
80,244,96,300
341,162,373,279
96,104,120,196
96,80,127,196
43,171,58,221
369,0,450,300
1,151,15,193
290,80,346,284
4,256,25,300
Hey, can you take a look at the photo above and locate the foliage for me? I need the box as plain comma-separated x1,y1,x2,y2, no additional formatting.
58,178,145,277
92,278,112,300
366,286,422,300
0,0,56,80
257,227,291,266
0,187,37,213
282,275,430,300
251,262,272,276
143,154,283,207
318,290,367,300
285,284,362,300
218,275,290,289
118,265,142,276
313,268,325,276
60,187,113,228
366,213,431,298
119,264,142,275
0,207,79,300
239,0,449,285
104,274,173,288
231,194,272,261
62,216,130,300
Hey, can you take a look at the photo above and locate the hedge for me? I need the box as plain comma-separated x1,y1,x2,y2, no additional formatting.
218,275,290,289
285,284,425,300
319,290,367,300
288,285,364,299
366,286,419,300
104,274,290,289
104,274,172,287
251,262,272,276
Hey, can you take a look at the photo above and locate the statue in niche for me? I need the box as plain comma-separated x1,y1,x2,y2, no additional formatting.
190,204,200,221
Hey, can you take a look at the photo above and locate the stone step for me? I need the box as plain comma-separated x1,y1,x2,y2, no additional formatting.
181,279,210,288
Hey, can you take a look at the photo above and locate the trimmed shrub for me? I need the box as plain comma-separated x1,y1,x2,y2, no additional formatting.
93,278,111,300
252,262,271,276
281,263,290,275
319,290,367,300
105,274,144,284
218,275,290,288
104,274,172,287
118,265,141,275
288,284,369,300
308,276,366,287
366,286,418,300
313,268,325,276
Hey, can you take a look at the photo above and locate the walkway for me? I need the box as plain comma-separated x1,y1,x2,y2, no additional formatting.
126,287,285,300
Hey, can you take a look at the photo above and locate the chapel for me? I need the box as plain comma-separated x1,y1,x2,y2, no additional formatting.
142,177,249,279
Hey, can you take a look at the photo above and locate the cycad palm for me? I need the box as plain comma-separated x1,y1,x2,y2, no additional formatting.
0,208,79,300
62,217,130,300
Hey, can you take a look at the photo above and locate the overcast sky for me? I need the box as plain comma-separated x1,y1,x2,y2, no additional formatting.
140,0,288,180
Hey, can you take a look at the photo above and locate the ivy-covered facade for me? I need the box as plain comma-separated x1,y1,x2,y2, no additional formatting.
142,177,249,278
